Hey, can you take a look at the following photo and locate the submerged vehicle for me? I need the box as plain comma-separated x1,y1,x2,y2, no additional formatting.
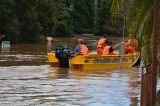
47,45,139,69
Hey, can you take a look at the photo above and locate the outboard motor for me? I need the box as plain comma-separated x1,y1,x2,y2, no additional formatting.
55,45,70,68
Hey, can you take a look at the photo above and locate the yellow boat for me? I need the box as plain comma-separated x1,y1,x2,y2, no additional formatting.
47,51,139,69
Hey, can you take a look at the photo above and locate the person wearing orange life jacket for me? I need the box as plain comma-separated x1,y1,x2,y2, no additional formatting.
102,40,122,56
74,39,89,56
96,35,108,54
125,38,138,47
125,37,138,54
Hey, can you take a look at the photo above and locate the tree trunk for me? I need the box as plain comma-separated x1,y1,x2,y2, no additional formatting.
141,0,160,106
151,0,159,105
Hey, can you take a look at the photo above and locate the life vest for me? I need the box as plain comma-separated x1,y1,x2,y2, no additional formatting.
97,38,106,47
101,45,110,56
96,38,106,53
77,44,89,56
126,39,138,47
96,47,103,54
125,46,134,54
125,38,138,54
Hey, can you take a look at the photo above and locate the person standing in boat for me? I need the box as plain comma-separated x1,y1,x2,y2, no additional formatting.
96,34,108,54
102,40,122,56
73,39,89,56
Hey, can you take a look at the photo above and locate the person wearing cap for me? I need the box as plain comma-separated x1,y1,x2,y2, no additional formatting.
73,39,89,56
96,35,108,54
102,40,122,56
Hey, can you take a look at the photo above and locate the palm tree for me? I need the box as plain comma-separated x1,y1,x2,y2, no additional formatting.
111,0,155,65
111,0,160,105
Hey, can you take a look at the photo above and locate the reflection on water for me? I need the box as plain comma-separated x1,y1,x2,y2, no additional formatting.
1,47,10,54
0,38,159,105
47,42,52,53
0,44,47,66
0,66,141,106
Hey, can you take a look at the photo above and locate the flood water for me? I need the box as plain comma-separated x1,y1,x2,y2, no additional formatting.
0,37,159,106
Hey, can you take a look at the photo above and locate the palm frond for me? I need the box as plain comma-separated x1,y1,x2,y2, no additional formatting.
111,0,155,67
135,7,153,50
111,0,126,13
141,16,152,65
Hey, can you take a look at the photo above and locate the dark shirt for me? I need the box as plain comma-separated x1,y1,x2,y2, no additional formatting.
109,46,114,53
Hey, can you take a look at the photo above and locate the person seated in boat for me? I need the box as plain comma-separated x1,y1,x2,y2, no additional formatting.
102,40,122,56
96,34,108,54
73,39,89,56
125,37,138,54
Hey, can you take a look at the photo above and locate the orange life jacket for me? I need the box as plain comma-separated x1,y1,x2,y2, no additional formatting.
96,38,106,53
97,38,106,47
126,39,138,47
125,46,134,54
77,44,89,56
125,38,138,54
96,47,103,54
101,45,110,56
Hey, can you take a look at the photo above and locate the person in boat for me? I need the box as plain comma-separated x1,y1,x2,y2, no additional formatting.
125,37,138,54
102,40,123,56
96,34,108,54
73,38,89,56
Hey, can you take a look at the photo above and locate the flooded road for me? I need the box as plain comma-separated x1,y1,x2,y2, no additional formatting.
0,37,159,106
0,66,140,106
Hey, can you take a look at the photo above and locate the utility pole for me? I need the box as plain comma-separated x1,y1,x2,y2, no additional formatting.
112,13,125,66
151,0,159,105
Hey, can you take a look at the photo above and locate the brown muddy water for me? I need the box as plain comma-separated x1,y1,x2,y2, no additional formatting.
0,37,159,106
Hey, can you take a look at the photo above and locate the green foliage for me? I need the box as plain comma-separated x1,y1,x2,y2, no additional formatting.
15,0,42,43
37,0,71,37
0,0,114,43
111,0,160,76
94,0,113,35
0,0,19,43
111,0,126,14
141,16,152,65
0,0,74,43
71,0,95,33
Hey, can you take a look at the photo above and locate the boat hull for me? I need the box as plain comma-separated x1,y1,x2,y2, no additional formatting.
47,52,139,69
47,53,59,67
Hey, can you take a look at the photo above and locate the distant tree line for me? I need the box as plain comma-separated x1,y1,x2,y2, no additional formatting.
0,0,113,43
